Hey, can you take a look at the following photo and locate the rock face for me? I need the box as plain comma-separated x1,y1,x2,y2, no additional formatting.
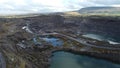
28,15,64,33
1,15,119,41
24,15,120,41
79,16,120,41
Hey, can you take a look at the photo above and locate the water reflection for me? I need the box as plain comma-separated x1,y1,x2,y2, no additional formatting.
41,37,63,46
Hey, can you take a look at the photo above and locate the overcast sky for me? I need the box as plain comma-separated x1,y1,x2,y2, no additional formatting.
0,0,120,15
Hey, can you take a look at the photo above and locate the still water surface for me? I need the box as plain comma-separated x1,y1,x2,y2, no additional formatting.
50,51,120,68
82,34,120,44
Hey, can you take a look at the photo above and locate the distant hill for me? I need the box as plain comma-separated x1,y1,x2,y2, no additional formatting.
78,7,120,15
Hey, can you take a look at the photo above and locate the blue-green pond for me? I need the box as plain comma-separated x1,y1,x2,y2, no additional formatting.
50,51,120,68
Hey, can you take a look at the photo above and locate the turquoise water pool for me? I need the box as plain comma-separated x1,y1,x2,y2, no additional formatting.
50,51,120,68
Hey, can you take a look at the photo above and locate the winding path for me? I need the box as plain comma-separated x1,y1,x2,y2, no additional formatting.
24,24,120,50
41,32,120,50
